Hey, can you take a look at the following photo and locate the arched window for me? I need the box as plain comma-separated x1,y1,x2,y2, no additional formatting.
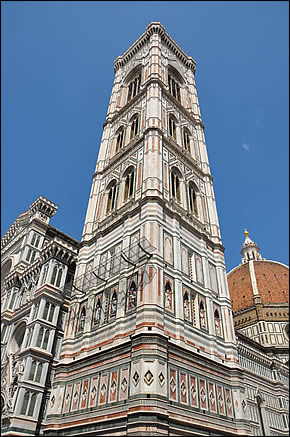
168,116,177,140
168,73,181,103
127,73,141,103
188,183,198,216
106,181,117,214
183,129,190,152
130,115,139,141
124,168,135,201
116,128,125,153
171,168,181,202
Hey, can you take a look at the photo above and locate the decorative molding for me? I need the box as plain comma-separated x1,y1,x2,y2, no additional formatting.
113,22,196,74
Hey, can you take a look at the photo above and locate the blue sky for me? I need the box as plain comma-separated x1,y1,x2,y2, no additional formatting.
1,1,289,272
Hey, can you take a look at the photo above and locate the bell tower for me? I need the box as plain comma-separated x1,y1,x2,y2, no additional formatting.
44,23,250,436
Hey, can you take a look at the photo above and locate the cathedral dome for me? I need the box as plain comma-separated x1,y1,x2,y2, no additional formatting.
228,259,289,312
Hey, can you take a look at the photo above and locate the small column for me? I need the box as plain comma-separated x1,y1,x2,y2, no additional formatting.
38,298,46,320
31,323,40,348
47,329,55,354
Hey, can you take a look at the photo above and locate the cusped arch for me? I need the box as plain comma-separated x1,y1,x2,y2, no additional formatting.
171,165,184,180
168,64,185,85
124,64,142,84
168,113,179,124
188,179,199,193
105,178,118,192
129,112,140,124
122,164,135,179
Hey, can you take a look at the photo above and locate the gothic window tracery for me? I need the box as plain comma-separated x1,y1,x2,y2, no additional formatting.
36,327,50,350
42,301,56,323
31,232,41,248
168,116,177,140
106,181,118,214
26,248,36,264
127,73,141,103
183,128,191,152
188,182,198,216
170,168,181,202
130,115,139,141
116,127,125,153
124,167,135,201
21,391,36,417
51,264,63,288
168,73,181,103
28,361,43,383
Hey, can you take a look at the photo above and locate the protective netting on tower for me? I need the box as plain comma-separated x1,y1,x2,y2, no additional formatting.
73,236,156,294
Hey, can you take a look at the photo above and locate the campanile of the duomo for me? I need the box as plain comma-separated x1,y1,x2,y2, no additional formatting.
44,22,251,436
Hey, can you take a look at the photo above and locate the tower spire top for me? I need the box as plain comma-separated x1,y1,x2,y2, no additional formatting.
241,229,263,263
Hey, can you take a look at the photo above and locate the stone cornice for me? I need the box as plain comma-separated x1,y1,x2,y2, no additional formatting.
236,331,289,372
29,195,58,218
163,135,212,181
162,84,204,129
93,135,143,179
113,22,196,74
103,77,204,132
103,88,147,129
40,241,78,265
93,126,212,186
45,225,80,249
81,195,224,253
